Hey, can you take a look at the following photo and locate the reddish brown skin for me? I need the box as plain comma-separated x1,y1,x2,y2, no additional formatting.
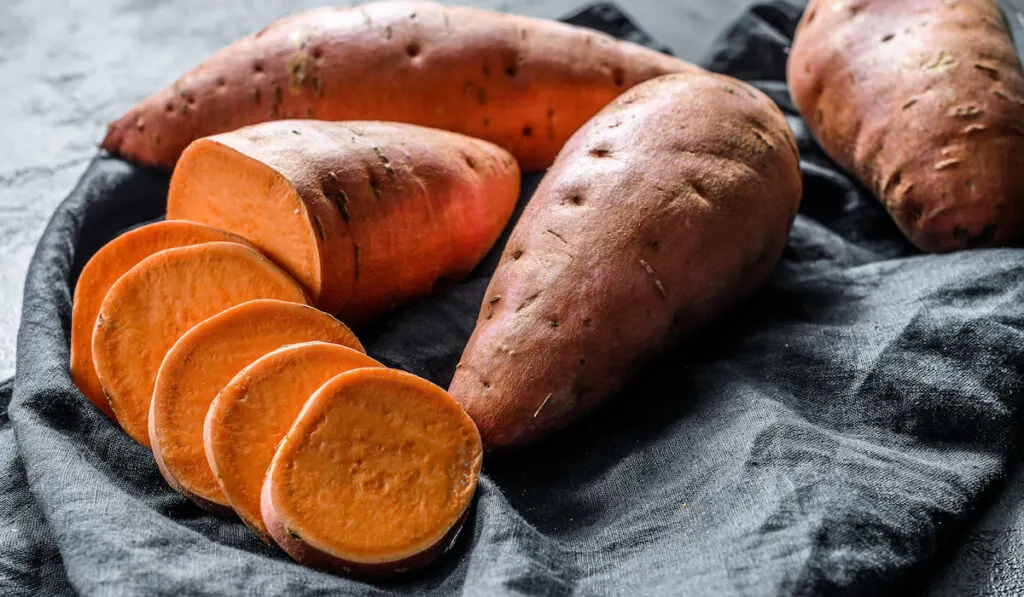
787,0,1024,252
167,120,521,322
260,478,469,579
102,1,699,172
449,72,803,450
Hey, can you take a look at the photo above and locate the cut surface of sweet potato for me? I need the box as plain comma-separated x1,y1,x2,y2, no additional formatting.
262,368,482,576
70,220,250,418
204,341,381,536
92,243,308,447
150,300,363,513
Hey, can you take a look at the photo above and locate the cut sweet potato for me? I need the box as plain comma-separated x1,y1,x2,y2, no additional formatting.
70,221,250,418
450,72,803,449
92,242,308,447
150,301,363,513
167,120,520,321
102,1,699,172
787,0,1024,251
262,368,482,577
205,341,381,536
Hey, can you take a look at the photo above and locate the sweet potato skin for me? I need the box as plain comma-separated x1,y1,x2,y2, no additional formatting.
449,72,802,450
787,0,1024,252
167,120,520,322
102,1,698,172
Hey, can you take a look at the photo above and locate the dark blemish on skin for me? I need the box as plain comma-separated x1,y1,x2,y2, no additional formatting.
546,229,567,243
312,48,323,60
165,102,174,112
511,249,523,260
522,125,532,137
373,146,396,177
613,66,625,87
291,129,301,135
216,76,226,86
406,43,421,58
253,60,264,73
583,318,592,328
369,173,382,199
478,88,487,106
650,240,659,249
482,381,490,389
328,172,350,221
579,358,586,367
506,65,518,77
589,148,610,158
974,63,1000,79
482,65,490,76
520,28,527,40
464,154,476,170
312,215,326,241
186,94,196,105
483,118,490,127
882,33,895,42
752,129,775,149
489,295,501,304
385,25,393,40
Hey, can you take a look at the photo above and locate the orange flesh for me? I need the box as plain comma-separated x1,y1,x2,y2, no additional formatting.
70,221,249,418
92,242,308,447
266,368,482,564
150,300,363,509
204,342,381,536
166,140,323,305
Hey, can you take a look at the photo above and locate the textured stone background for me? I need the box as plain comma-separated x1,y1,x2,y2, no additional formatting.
3,0,1024,594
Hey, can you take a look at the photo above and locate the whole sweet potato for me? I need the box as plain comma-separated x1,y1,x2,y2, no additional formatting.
787,0,1024,252
449,72,803,450
167,120,520,321
103,1,699,172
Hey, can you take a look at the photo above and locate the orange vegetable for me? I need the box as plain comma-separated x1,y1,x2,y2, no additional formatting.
150,301,363,513
205,341,382,536
102,1,698,171
92,243,308,446
70,221,250,417
262,368,482,577
166,120,520,322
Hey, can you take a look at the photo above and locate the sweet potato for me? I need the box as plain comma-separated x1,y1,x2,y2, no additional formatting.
71,221,251,418
92,243,308,447
262,368,481,577
166,120,520,321
150,300,363,513
787,0,1024,252
102,1,699,172
205,342,382,536
449,72,803,450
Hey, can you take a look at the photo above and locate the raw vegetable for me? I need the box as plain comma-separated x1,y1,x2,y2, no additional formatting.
166,120,520,321
205,341,381,537
71,221,250,417
262,367,482,577
787,0,1024,251
150,300,363,513
102,1,699,171
92,243,308,447
449,72,803,450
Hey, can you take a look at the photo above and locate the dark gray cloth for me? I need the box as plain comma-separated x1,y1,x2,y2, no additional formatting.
5,2,1024,595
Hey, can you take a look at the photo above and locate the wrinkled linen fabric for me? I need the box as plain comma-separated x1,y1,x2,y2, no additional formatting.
4,2,1024,595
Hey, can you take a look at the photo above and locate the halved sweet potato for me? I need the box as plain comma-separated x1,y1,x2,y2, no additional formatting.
204,341,382,536
149,299,363,513
92,243,308,447
70,220,250,417
262,368,482,577
166,120,520,322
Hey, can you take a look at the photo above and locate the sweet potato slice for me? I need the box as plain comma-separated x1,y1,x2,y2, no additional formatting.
205,341,381,536
71,221,250,418
92,243,308,447
150,301,363,513
167,120,520,321
102,1,698,171
262,368,482,577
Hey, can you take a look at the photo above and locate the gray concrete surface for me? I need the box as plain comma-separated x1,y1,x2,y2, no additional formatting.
0,0,754,382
